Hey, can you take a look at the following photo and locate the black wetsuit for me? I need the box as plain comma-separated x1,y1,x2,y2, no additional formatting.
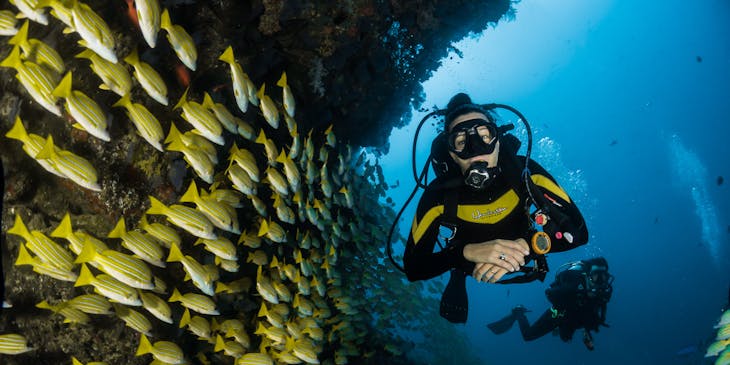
403,156,588,281
517,268,609,342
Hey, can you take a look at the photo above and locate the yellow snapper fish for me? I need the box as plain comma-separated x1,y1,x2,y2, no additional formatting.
5,116,65,177
8,213,74,270
237,229,262,249
35,135,101,191
134,0,161,48
68,0,117,63
236,117,255,140
113,303,152,336
147,196,216,239
227,162,257,197
273,194,295,225
214,334,246,359
165,122,215,183
167,243,215,296
66,294,112,315
138,214,181,248
256,83,280,129
108,217,166,268
289,125,301,159
0,10,18,36
51,213,109,258
0,45,61,116
203,92,240,134
255,129,279,166
36,300,90,324
75,49,132,97
147,292,179,319
169,288,219,315
287,337,320,365
180,126,219,162
10,0,48,25
205,182,244,207
265,167,289,196
250,195,268,218
256,266,279,304
160,8,197,71
324,124,336,148
218,46,249,113
0,333,34,355
229,143,260,182
136,334,185,364
173,88,224,145
257,218,286,243
9,20,64,75
257,303,284,329
215,277,250,294
181,180,240,234
276,150,301,193
195,237,237,261
75,264,143,306
15,243,77,282
716,309,730,328
74,241,155,290
123,47,168,105
215,257,240,273
112,94,165,151
236,352,273,365
276,71,295,118
52,71,110,141
37,0,73,30
179,308,213,341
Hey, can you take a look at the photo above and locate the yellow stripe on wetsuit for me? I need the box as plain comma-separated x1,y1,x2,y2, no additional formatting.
531,174,570,203
411,190,520,244
411,175,569,245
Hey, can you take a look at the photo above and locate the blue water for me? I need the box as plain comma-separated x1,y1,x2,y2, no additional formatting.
381,0,730,363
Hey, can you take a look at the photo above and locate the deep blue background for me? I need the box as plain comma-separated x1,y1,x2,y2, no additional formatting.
382,0,730,363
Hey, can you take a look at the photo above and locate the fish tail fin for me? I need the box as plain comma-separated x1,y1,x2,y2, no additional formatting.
276,72,287,88
146,196,169,216
107,217,126,239
123,47,139,66
8,214,32,240
135,333,153,356
74,240,97,264
74,264,95,287
168,288,182,303
52,71,73,98
160,8,172,30
179,180,199,203
166,242,184,263
213,334,225,352
218,46,235,65
15,243,35,266
50,213,74,239
8,20,29,46
5,115,29,143
0,45,22,69
112,93,131,109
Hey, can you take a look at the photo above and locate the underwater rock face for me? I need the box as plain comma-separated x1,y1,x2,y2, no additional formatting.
0,1,510,364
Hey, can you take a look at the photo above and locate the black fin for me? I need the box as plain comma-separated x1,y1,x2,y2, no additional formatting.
487,312,518,334
440,269,468,323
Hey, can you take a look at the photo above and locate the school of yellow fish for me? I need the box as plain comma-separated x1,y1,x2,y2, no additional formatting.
0,1,476,364
706,309,730,365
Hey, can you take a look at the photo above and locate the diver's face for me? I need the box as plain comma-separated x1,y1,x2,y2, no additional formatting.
448,112,500,174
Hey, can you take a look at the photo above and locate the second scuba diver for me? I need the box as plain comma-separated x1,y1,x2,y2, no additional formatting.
487,257,614,350
402,93,589,323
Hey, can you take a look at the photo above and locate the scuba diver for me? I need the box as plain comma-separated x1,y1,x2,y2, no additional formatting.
487,257,613,350
397,93,588,323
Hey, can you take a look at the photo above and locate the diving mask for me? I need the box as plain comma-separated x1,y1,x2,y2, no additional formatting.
447,118,498,160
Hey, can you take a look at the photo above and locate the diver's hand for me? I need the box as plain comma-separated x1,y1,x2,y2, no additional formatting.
462,238,530,274
472,263,509,283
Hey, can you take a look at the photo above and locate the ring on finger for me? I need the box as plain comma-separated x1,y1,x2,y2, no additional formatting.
499,253,506,260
